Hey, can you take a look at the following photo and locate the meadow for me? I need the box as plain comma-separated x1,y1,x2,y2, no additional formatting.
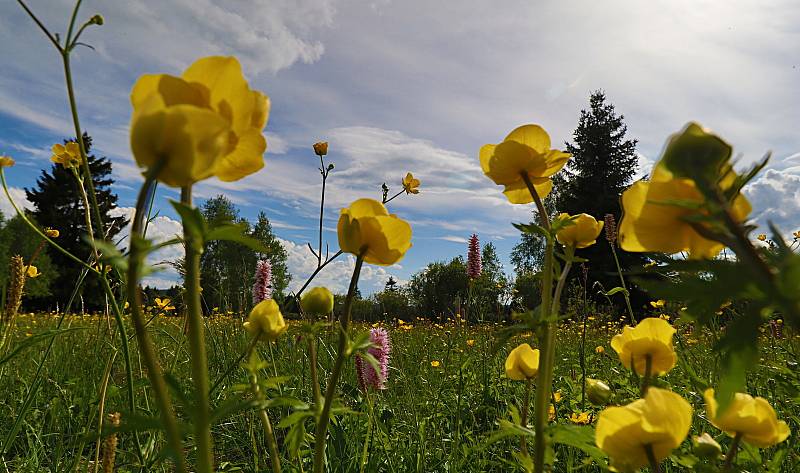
1,310,797,472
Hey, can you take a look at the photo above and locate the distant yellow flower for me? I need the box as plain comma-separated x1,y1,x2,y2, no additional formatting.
130,56,270,187
45,228,59,238
430,360,440,367
244,299,287,342
619,123,751,258
793,230,800,239
466,339,476,347
0,155,15,167
401,324,413,331
504,343,540,381
553,391,562,403
397,319,406,325
659,314,670,321
595,345,605,354
300,286,334,316
51,142,81,168
650,299,666,308
479,124,570,204
26,266,40,278
596,388,692,472
570,412,591,425
610,317,676,376
548,404,556,422
313,141,328,157
337,198,412,265
555,213,604,248
154,298,175,311
402,172,420,194
704,388,790,448
757,233,767,241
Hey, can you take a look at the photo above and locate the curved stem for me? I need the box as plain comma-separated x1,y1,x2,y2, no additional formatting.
313,255,365,473
15,0,62,52
181,185,214,473
722,432,742,471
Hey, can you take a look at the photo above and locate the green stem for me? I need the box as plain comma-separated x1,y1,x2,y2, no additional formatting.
317,157,327,267
640,354,653,397
181,185,214,473
722,432,742,471
520,378,532,458
359,391,374,473
609,243,636,323
644,444,661,473
128,172,187,472
313,255,365,473
247,341,282,473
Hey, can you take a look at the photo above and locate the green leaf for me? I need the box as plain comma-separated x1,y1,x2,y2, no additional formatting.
548,424,608,467
277,410,314,428
602,286,629,297
285,417,307,458
170,200,206,241
513,222,551,243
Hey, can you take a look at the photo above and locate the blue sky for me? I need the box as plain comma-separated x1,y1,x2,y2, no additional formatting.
1,0,799,293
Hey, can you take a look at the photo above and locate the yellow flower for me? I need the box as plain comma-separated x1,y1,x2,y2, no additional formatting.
300,286,334,316
430,360,440,367
51,142,82,169
402,172,420,194
619,123,751,258
313,141,328,157
553,391,562,403
596,388,692,472
154,298,175,311
337,198,412,265
595,345,605,354
26,266,40,278
244,299,287,342
0,155,15,167
45,228,59,238
756,233,767,242
650,299,666,308
130,56,270,187
793,230,800,240
610,317,676,376
504,343,540,381
570,412,592,425
555,213,604,248
704,388,790,448
548,404,556,422
466,339,476,347
479,124,570,204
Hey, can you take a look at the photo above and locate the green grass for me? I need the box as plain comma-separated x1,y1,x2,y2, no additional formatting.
1,312,798,472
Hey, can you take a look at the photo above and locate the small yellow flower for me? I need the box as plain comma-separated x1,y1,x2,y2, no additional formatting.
548,404,556,422
401,324,413,331
130,56,270,187
793,230,800,240
313,141,328,157
51,142,82,168
596,388,692,472
154,298,175,311
337,198,412,266
569,412,591,425
553,391,562,403
244,299,287,342
610,317,677,376
650,299,666,308
430,360,440,367
397,319,406,325
26,266,40,278
659,314,670,321
300,286,334,316
618,123,751,258
466,339,476,347
757,233,767,242
595,345,605,354
45,228,60,238
479,124,570,204
504,343,540,381
555,213,604,249
704,388,790,448
402,172,420,194
0,155,15,167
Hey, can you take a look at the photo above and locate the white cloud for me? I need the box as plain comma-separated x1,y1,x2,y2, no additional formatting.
744,165,800,236
0,187,31,219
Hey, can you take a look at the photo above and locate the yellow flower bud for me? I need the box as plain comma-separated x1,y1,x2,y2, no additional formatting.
555,213,604,249
313,141,328,157
504,343,539,381
0,155,15,167
337,198,412,266
45,228,60,238
26,265,40,279
704,388,790,447
244,299,287,342
300,286,334,316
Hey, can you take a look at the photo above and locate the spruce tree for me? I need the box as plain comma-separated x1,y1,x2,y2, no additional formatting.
25,133,127,309
553,90,646,309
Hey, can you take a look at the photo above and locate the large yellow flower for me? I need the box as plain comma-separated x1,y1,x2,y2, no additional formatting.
337,198,412,266
479,124,570,204
504,343,540,381
704,388,790,448
610,317,676,376
619,123,751,258
244,299,287,342
596,388,692,472
555,213,604,248
130,56,269,187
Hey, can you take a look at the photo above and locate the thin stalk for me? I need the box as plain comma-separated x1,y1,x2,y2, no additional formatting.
382,189,405,205
247,341,282,473
92,352,117,473
609,243,636,322
316,156,327,267
520,378,532,457
180,185,214,473
640,354,653,397
359,391,374,473
722,432,742,471
128,172,187,472
313,255,365,473
644,444,661,473
308,338,322,405
296,250,343,298
210,337,258,397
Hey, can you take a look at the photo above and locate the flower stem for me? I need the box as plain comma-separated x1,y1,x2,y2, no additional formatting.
313,255,365,473
359,391,374,473
641,354,653,397
644,444,661,473
722,432,742,471
247,340,282,473
609,243,636,323
181,185,214,473
520,378,532,458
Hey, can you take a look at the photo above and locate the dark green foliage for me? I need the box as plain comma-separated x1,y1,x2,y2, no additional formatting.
24,134,127,309
0,213,57,302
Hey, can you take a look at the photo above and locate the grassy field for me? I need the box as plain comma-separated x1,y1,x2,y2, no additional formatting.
1,311,797,472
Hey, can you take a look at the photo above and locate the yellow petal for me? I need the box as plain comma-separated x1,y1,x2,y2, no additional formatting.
504,124,551,154
130,73,208,109
213,129,266,182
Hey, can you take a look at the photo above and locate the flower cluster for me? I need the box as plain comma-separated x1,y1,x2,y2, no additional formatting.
252,259,273,305
356,327,392,391
466,234,481,279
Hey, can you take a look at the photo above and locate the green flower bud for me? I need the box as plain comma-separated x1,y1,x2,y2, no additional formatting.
693,433,722,459
586,378,613,406
300,286,334,316
90,14,104,25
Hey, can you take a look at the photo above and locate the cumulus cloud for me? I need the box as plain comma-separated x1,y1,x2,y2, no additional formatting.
744,165,800,236
0,187,31,218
